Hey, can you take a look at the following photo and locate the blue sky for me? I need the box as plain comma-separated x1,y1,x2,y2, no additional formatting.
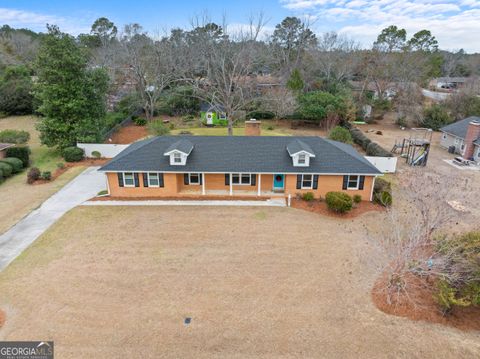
1,0,480,52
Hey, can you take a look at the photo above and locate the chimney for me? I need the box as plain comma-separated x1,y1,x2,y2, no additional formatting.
463,120,480,160
245,119,261,136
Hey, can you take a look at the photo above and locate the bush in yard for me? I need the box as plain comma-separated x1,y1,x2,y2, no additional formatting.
0,162,13,177
0,157,23,173
422,104,452,131
57,162,65,169
148,120,170,136
132,116,147,126
91,150,101,158
0,129,30,144
325,191,353,213
62,146,84,162
373,178,393,207
366,141,392,157
27,167,40,184
302,192,315,201
328,126,353,144
41,171,52,181
350,128,371,149
353,194,362,204
5,146,30,167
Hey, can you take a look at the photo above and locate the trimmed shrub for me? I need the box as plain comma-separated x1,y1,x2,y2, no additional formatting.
41,171,52,181
27,167,40,184
366,141,393,157
350,128,371,149
97,189,108,196
325,191,353,213
373,177,393,207
5,146,30,167
91,150,101,159
302,192,315,201
0,157,23,173
0,129,30,144
148,120,170,136
0,162,13,177
57,162,65,169
62,147,84,162
328,126,353,144
132,116,147,126
353,194,362,204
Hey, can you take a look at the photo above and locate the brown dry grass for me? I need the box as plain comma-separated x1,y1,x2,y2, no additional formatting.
0,206,478,358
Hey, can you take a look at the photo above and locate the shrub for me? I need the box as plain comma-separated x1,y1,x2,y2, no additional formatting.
373,178,393,207
302,192,315,201
353,194,362,204
328,126,353,144
0,170,3,184
27,167,40,184
422,104,452,131
5,146,30,167
0,129,30,144
91,150,101,159
41,171,52,181
0,162,13,177
132,116,147,126
0,157,23,173
325,192,353,213
97,189,108,196
247,110,275,119
148,120,170,136
350,128,371,150
62,146,84,162
56,162,65,169
366,141,393,157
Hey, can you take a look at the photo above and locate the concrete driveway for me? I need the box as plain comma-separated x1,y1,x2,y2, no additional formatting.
0,167,105,271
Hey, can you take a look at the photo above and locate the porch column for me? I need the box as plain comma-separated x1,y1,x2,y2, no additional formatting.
202,173,206,195
257,174,261,196
229,173,233,196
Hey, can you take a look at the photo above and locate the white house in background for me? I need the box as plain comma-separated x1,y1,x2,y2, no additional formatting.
440,116,480,160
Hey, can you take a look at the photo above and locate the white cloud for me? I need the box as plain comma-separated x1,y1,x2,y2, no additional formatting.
280,0,480,52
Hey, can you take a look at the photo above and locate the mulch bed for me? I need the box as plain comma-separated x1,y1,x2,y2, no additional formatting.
90,194,276,202
290,198,384,218
32,158,109,185
0,309,5,328
372,273,480,331
106,124,148,144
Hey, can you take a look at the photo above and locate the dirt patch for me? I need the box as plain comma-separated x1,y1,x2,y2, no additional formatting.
291,198,384,218
89,194,276,201
372,274,480,332
0,309,5,328
106,124,148,144
32,159,109,185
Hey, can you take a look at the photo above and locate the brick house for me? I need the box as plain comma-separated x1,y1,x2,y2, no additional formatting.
99,122,381,201
440,116,480,160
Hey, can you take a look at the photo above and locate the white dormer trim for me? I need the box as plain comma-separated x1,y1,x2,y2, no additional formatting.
163,149,191,166
291,151,314,167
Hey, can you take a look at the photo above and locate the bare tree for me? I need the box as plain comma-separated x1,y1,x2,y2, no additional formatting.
260,87,297,120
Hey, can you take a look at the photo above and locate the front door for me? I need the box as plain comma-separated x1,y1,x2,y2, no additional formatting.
206,112,214,125
273,174,284,190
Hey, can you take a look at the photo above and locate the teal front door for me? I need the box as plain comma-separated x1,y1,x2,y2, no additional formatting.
273,174,284,189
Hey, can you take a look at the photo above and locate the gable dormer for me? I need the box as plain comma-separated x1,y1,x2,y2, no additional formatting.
163,139,193,166
286,139,315,167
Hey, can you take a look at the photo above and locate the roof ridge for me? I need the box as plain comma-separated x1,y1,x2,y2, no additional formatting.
323,138,380,172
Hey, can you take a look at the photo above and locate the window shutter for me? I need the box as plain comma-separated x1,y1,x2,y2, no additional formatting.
225,173,230,185
313,175,319,190
251,174,256,186
359,176,365,190
342,175,348,190
134,173,139,187
143,173,149,187
117,173,124,187
159,173,164,187
296,175,301,189
200,173,203,185
184,173,189,185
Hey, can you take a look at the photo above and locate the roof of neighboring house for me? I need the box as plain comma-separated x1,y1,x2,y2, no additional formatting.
286,139,314,156
435,77,469,83
0,143,14,151
99,136,381,175
200,103,226,112
440,116,480,139
164,139,194,155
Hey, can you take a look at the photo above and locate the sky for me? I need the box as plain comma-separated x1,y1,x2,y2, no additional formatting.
1,0,479,53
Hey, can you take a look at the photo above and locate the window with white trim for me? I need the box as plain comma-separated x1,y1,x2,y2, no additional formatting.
232,173,251,185
148,172,160,187
189,173,201,185
301,174,313,189
347,175,359,190
219,112,227,119
123,172,134,187
298,154,306,165
173,152,182,163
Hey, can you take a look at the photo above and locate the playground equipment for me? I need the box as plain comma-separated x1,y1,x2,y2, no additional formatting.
391,128,432,167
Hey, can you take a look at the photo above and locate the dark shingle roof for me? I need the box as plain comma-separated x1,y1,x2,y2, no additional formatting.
200,103,225,112
99,136,381,174
286,139,314,155
440,116,480,139
164,139,193,154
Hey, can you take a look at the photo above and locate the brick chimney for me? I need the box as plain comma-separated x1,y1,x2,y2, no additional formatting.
463,120,480,160
245,119,261,136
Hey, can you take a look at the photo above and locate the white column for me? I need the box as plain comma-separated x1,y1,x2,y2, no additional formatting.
229,173,233,196
257,174,261,196
202,173,206,195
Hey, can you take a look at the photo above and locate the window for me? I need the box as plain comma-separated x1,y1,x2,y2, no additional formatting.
148,173,159,187
123,172,134,187
173,153,182,163
298,154,306,165
301,174,313,189
219,112,227,119
189,173,201,185
442,133,447,139
347,175,359,190
232,173,251,185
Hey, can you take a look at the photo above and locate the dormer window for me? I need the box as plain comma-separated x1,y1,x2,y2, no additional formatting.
286,139,315,167
173,152,182,164
298,154,306,165
164,139,194,166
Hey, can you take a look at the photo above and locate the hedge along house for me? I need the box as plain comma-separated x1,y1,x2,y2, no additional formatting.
99,122,382,201
200,103,227,126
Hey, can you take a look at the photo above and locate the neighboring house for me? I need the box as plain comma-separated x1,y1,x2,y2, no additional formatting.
430,77,468,90
0,143,14,159
200,103,227,126
440,116,480,160
99,121,381,201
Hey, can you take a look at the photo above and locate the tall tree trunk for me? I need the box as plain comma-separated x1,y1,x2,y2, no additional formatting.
227,117,233,136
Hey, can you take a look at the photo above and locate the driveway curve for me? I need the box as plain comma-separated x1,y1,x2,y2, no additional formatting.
0,167,105,271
